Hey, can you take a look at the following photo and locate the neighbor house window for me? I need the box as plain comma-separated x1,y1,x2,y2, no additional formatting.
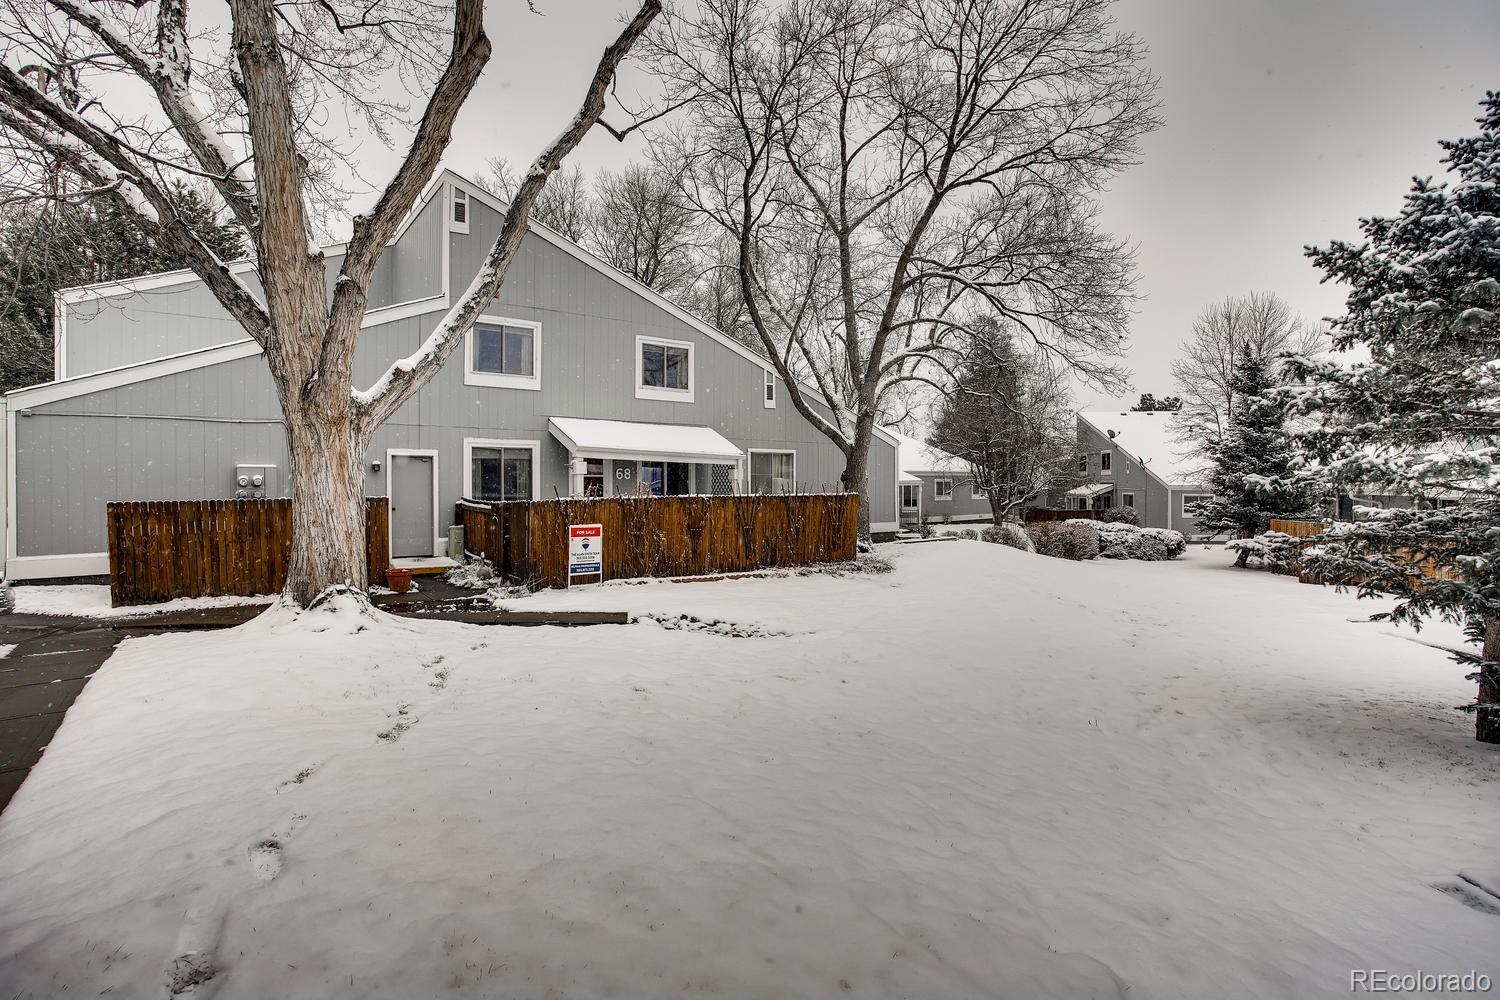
900,484,920,510
641,461,692,496
1181,493,1211,516
469,446,534,501
764,369,776,408
636,335,694,401
1100,450,1112,474
1077,454,1088,473
1120,491,1135,509
465,317,540,390
750,451,795,494
581,458,604,497
934,478,953,500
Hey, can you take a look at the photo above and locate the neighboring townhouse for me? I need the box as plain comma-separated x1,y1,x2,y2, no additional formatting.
889,430,992,526
0,171,901,580
1072,411,1212,535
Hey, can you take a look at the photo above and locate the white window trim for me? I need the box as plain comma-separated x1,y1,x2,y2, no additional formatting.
449,183,470,234
763,369,776,408
635,334,695,403
933,478,954,501
464,315,542,391
747,448,796,494
462,438,542,502
385,448,441,560
1180,493,1211,515
970,481,986,500
1119,490,1135,509
900,484,921,511
1100,449,1112,476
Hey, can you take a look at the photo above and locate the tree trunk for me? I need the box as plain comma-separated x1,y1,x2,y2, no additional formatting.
282,389,370,607
841,431,873,542
1478,616,1500,745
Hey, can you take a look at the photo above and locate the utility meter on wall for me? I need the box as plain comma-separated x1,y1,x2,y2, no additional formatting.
233,464,277,499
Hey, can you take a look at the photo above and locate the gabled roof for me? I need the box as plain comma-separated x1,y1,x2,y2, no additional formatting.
1078,410,1203,489
887,429,968,476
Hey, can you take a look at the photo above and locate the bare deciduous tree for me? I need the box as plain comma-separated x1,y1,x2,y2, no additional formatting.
930,326,1077,524
477,156,593,244
0,0,661,606
647,0,1155,535
1169,290,1326,477
592,161,701,296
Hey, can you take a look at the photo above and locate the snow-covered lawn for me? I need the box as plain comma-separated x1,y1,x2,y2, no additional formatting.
8,584,270,618
0,543,1495,999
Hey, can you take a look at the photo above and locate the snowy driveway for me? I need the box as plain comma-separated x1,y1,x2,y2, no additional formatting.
0,543,1494,999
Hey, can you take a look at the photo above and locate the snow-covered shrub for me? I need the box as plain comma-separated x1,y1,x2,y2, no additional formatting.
445,554,497,589
1226,530,1303,572
1034,521,1100,561
914,521,935,538
954,527,980,541
981,522,1035,552
1098,505,1141,526
1076,520,1186,561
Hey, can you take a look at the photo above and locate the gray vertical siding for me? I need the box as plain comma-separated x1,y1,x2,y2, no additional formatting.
913,472,991,522
13,178,897,561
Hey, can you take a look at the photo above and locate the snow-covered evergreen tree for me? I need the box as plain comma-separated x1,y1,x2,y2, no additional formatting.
1285,92,1500,743
1196,343,1319,550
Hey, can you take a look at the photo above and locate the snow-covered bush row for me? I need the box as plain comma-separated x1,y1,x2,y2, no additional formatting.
1030,521,1101,560
1067,519,1186,561
1098,505,1141,526
981,522,1035,552
1226,530,1304,571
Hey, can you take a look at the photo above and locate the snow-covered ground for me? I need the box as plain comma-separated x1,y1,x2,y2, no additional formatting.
8,584,270,618
0,544,1494,999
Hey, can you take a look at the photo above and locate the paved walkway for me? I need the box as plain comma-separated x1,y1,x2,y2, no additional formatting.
0,613,126,813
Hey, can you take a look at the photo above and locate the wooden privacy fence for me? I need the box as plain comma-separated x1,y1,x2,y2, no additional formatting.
107,497,390,606
459,493,860,590
1269,518,1326,538
1263,518,1464,586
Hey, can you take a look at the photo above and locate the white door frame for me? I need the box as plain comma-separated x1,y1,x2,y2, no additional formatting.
386,447,440,559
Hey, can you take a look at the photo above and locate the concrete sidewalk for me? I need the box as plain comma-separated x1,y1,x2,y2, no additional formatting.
0,614,127,813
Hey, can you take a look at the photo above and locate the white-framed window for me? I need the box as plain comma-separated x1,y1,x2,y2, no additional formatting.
1077,497,1090,510
763,369,776,408
748,450,795,494
900,483,920,511
934,478,953,501
1077,454,1088,473
1100,450,1112,475
636,335,695,402
970,481,986,500
1119,490,1135,509
463,438,540,501
465,316,541,391
1181,493,1211,517
450,184,470,233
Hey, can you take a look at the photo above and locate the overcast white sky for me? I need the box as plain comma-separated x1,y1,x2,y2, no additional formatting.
364,0,1500,409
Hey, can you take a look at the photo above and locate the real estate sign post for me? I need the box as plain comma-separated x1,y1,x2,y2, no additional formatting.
568,523,604,587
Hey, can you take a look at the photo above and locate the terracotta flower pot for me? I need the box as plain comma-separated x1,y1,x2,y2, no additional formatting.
384,567,414,593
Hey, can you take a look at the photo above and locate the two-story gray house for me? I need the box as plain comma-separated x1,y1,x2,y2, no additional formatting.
0,171,901,581
1069,410,1211,535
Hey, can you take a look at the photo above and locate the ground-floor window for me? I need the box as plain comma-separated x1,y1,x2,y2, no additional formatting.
1092,492,1111,511
1180,493,1211,516
471,446,533,501
641,461,693,496
934,478,953,500
750,451,795,494
900,484,920,510
1120,491,1135,509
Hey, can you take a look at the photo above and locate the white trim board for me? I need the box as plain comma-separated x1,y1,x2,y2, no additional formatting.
385,448,442,560
6,552,109,581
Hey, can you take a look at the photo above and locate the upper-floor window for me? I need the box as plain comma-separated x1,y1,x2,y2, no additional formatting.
764,369,776,408
1100,450,1112,474
465,316,541,390
450,185,470,233
636,335,694,402
934,478,953,500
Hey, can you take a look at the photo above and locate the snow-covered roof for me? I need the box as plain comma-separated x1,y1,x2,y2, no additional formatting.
887,429,968,476
1078,410,1203,489
1065,482,1114,499
548,417,743,464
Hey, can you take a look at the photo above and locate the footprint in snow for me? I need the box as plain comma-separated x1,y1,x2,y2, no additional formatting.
273,762,321,793
1432,878,1500,916
162,904,224,998
249,840,283,882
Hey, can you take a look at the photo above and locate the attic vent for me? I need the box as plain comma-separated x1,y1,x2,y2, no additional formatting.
452,187,468,225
